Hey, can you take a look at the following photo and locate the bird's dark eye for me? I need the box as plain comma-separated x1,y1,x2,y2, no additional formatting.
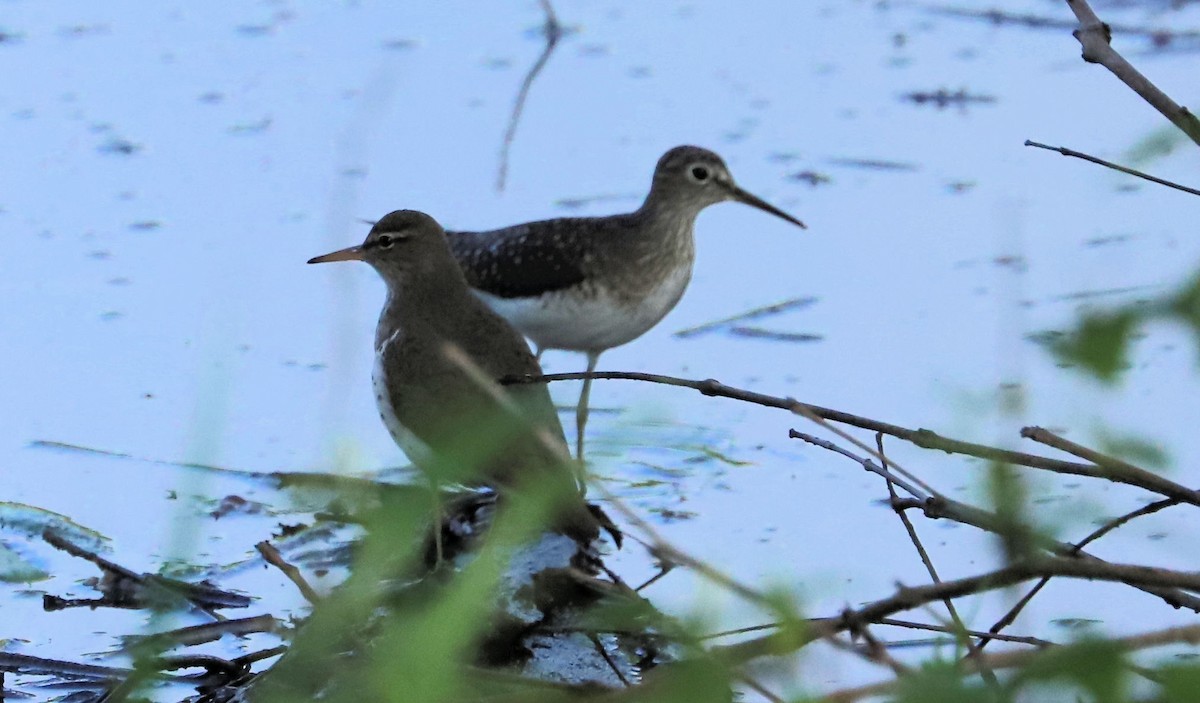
690,165,710,182
376,234,396,248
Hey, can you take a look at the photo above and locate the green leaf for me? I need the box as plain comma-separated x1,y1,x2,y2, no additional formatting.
894,660,996,703
1123,124,1185,168
1015,638,1125,703
1052,310,1139,382
1157,662,1200,703
1096,430,1169,469
1169,271,1200,343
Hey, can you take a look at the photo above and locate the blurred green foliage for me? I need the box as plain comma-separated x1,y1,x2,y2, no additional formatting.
1053,271,1200,382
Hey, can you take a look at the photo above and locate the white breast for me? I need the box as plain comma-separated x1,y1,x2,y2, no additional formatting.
475,264,692,353
372,328,432,466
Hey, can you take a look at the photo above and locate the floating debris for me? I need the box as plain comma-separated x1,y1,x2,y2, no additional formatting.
828,157,918,172
58,23,110,38
789,170,831,187
228,116,272,135
902,88,996,109
97,136,142,156
381,37,419,51
554,193,638,210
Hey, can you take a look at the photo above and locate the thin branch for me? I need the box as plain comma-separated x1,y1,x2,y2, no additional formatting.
875,434,998,688
510,371,1200,510
877,618,1053,648
123,615,281,651
701,618,1053,648
824,622,1200,703
796,430,1200,613
257,541,321,606
496,0,563,191
713,556,1200,665
588,633,632,687
1021,426,1200,508
1025,140,1200,196
1065,0,1200,146
789,431,931,501
509,371,1105,478
975,496,1181,653
736,671,786,703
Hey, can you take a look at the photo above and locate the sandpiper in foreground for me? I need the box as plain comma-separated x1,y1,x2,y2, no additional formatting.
308,209,598,540
446,145,806,459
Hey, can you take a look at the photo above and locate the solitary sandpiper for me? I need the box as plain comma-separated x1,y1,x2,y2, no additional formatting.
308,209,598,540
446,145,806,459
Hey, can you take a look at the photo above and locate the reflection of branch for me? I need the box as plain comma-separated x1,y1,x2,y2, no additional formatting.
496,0,563,191
1025,140,1200,196
1065,0,1200,146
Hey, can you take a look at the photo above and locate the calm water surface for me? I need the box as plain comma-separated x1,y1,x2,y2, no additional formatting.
2,1,1199,696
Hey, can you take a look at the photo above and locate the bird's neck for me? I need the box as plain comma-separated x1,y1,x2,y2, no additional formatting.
375,273,476,349
630,187,703,258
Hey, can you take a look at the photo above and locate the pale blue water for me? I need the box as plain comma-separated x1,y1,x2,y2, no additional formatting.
3,1,1199,697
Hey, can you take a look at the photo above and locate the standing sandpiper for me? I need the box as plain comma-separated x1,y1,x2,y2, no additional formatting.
446,145,806,459
308,209,598,540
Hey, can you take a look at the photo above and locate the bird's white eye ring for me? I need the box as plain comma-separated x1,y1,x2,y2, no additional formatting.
689,165,711,182
376,234,396,248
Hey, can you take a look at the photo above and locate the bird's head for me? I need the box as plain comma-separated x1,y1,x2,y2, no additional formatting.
649,145,805,229
308,210,454,280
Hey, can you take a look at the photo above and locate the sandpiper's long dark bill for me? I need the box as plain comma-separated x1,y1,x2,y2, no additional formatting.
307,245,364,263
443,145,806,459
307,209,600,540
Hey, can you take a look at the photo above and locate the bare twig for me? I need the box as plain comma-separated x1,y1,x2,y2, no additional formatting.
508,371,1105,481
257,541,322,605
702,618,1053,648
976,496,1181,653
790,431,931,501
1064,0,1200,146
1021,426,1200,507
42,529,248,615
796,430,1200,613
1025,140,1200,196
123,615,282,651
496,0,563,191
588,633,632,687
737,671,786,703
841,619,911,676
875,434,998,688
714,556,1200,665
518,370,1200,512
824,622,1200,702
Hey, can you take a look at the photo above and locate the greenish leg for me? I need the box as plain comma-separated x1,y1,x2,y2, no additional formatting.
576,351,600,462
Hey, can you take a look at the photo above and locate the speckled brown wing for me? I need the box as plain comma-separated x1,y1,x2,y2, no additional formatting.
446,220,593,299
